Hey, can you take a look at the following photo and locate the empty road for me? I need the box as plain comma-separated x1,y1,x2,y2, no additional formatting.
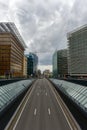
5,78,81,130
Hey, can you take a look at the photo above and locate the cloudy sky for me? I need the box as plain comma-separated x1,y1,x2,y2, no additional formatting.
0,0,87,71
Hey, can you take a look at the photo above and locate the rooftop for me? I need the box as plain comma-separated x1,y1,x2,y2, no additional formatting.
67,24,87,38
0,22,26,48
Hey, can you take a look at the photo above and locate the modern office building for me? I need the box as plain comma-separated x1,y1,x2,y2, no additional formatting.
67,25,87,78
52,51,58,78
23,56,27,77
0,22,26,78
26,53,38,76
52,49,68,78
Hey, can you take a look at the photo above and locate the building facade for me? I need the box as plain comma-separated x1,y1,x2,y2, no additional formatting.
52,49,68,78
43,69,52,78
0,22,26,78
23,56,27,77
67,25,87,78
52,51,58,78
26,53,38,76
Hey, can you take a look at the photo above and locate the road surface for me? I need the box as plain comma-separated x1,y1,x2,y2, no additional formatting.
5,78,81,130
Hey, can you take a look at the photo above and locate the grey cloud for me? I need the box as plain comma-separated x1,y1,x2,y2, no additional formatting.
67,0,87,31
0,0,87,67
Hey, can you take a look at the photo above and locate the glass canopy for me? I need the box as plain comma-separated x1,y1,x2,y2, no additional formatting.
0,79,33,112
51,79,87,112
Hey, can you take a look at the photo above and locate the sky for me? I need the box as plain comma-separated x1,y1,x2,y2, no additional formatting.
0,0,87,72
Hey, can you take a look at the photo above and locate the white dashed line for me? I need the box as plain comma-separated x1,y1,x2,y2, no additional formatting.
11,85,35,130
48,108,51,115
46,92,47,96
34,108,37,115
37,92,39,96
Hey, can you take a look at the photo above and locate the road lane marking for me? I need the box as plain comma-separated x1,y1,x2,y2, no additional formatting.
37,92,39,96
46,92,47,96
11,83,36,130
34,108,37,115
48,108,51,115
47,80,80,130
48,81,73,130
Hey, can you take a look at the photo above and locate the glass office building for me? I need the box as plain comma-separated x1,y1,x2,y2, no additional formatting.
52,49,68,78
0,22,26,78
26,53,38,76
52,51,58,78
67,25,87,78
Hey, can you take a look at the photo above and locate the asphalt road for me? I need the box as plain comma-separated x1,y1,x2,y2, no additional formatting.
9,78,80,130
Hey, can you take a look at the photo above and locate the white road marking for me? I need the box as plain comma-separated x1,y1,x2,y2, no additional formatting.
34,108,37,115
47,81,76,130
12,85,35,130
48,108,51,115
37,92,39,96
46,92,47,96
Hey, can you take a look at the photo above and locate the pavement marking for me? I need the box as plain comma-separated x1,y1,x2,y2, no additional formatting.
34,108,37,115
37,92,39,96
47,81,76,130
46,92,47,96
11,84,36,130
48,108,51,115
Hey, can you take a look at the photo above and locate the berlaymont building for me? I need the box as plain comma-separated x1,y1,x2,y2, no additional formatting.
0,22,26,78
67,25,87,78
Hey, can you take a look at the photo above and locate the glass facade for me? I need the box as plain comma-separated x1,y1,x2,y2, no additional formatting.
10,34,24,77
52,51,58,78
0,23,26,78
26,53,38,76
0,44,10,76
52,49,68,78
68,26,87,77
23,56,27,77
58,49,68,77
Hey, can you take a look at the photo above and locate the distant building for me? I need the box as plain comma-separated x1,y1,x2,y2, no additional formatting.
52,49,68,78
0,22,26,78
26,53,38,76
43,69,52,78
37,69,41,78
67,25,87,78
23,56,27,77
